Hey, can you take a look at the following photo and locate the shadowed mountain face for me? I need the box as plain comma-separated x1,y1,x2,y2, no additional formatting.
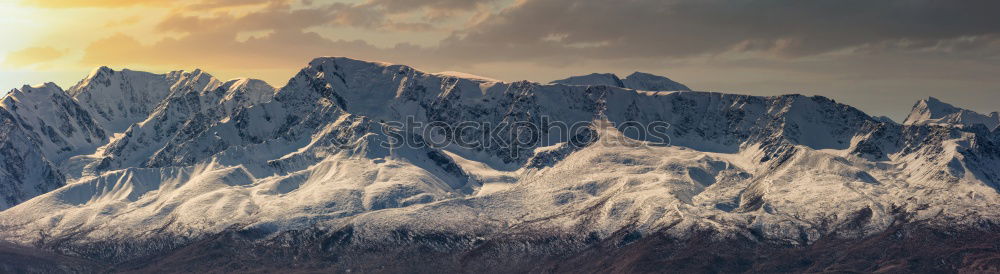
551,71,691,91
0,57,998,272
3,222,997,273
0,242,102,273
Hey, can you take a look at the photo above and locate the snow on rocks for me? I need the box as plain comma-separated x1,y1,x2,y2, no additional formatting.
0,57,996,262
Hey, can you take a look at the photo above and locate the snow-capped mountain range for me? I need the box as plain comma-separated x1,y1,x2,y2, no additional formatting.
904,96,1000,130
0,57,997,272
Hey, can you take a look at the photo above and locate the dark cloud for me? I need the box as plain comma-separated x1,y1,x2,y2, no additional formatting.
364,0,495,12
363,0,496,20
156,2,364,32
183,0,279,9
35,0,1000,63
76,0,1000,75
436,0,1000,62
78,1,451,72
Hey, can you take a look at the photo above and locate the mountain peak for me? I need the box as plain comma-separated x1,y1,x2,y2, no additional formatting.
69,68,190,133
74,66,132,95
91,65,113,75
621,71,690,91
551,71,690,91
5,82,64,103
84,66,115,82
905,97,1000,129
166,68,211,78
221,78,276,97
22,82,61,91
550,73,625,88
1,81,106,165
309,56,396,66
919,96,955,112
625,71,659,78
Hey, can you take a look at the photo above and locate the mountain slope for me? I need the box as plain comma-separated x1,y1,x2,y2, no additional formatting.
69,67,184,134
1,83,107,162
94,71,276,171
0,83,110,210
904,96,1000,130
0,107,65,210
0,57,996,270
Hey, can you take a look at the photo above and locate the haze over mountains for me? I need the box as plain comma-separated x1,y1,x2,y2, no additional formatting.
0,57,997,272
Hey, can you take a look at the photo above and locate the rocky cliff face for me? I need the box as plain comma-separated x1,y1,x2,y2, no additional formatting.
0,107,65,210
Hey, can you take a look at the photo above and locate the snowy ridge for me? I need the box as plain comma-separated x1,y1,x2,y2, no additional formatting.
432,71,501,82
621,71,692,91
93,70,277,171
69,67,183,133
904,96,1000,130
0,83,110,210
1,83,107,162
0,57,996,265
551,71,691,91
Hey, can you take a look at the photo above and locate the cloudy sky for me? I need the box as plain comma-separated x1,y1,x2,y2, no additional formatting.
2,0,999,120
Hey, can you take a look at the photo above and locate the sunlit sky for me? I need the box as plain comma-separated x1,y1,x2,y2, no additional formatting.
2,0,999,120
